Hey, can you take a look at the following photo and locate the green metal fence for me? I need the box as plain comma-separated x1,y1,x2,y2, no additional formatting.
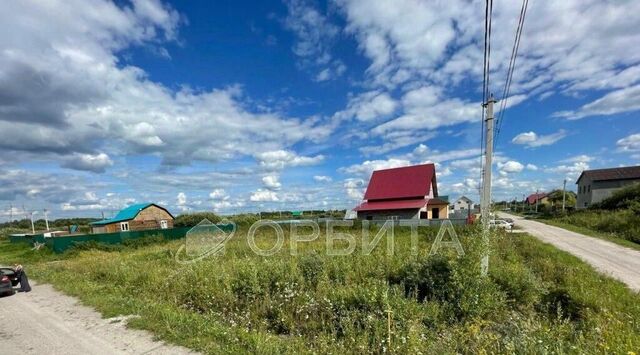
9,224,234,253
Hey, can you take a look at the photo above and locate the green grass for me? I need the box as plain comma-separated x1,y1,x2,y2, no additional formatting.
538,218,640,251
538,209,640,250
1,225,639,354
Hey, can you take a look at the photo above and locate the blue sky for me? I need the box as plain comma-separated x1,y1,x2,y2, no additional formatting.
1,0,639,219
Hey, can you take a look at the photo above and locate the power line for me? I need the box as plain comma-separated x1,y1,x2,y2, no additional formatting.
494,0,530,149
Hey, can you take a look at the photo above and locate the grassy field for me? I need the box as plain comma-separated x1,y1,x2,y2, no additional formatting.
1,225,639,354
538,209,640,250
538,218,640,251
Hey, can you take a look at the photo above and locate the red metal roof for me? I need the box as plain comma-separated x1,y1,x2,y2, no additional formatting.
525,193,547,204
353,198,427,212
363,164,436,201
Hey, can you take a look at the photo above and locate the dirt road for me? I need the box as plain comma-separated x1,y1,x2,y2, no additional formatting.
0,282,196,355
500,212,640,292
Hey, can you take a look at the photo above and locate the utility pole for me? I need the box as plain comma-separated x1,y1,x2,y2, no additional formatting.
481,94,496,275
562,179,567,213
44,208,50,231
30,211,37,234
481,95,496,224
522,194,525,212
535,188,539,213
9,203,13,226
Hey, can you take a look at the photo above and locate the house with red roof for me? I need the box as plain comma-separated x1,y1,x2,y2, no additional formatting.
353,163,449,220
525,192,548,206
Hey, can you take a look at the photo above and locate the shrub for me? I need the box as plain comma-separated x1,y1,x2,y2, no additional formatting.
122,235,166,248
392,256,458,303
491,262,542,310
594,182,640,211
298,253,324,289
554,209,640,244
390,255,503,322
231,266,263,302
537,289,588,321
174,212,222,227
68,235,167,253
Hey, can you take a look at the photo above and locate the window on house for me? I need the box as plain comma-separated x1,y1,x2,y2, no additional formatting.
120,222,129,231
588,185,591,192
160,220,168,229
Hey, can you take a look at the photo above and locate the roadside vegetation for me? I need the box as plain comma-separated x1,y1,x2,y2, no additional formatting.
537,183,640,248
1,224,639,354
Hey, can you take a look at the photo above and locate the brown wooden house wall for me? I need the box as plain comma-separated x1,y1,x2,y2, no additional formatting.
92,205,174,233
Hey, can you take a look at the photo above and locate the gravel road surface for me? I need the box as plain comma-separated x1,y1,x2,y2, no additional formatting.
500,212,640,292
0,282,196,355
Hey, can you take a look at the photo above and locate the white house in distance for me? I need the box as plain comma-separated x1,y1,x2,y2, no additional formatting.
452,196,474,212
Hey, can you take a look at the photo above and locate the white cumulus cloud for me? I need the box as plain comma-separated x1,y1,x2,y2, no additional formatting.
511,130,566,148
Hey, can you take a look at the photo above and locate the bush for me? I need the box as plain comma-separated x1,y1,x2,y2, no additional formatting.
537,289,588,321
298,253,324,289
491,262,542,309
390,255,503,322
553,209,640,244
174,212,222,227
594,182,640,211
122,235,166,248
68,235,167,253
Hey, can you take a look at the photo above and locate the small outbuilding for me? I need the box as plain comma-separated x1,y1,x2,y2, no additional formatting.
90,203,174,234
353,163,449,220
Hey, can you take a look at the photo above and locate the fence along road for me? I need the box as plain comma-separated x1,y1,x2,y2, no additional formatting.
499,212,640,292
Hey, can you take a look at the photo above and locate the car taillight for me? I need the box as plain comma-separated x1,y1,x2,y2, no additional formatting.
1,276,8,282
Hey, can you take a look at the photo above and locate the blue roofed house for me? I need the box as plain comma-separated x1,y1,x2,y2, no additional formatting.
89,203,174,234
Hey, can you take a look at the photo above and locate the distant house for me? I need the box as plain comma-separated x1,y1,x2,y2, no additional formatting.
452,196,474,212
90,203,174,234
525,193,548,206
576,165,640,209
354,164,449,220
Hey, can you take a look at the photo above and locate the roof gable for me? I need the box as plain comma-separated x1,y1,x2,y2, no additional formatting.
363,164,436,201
526,193,547,204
